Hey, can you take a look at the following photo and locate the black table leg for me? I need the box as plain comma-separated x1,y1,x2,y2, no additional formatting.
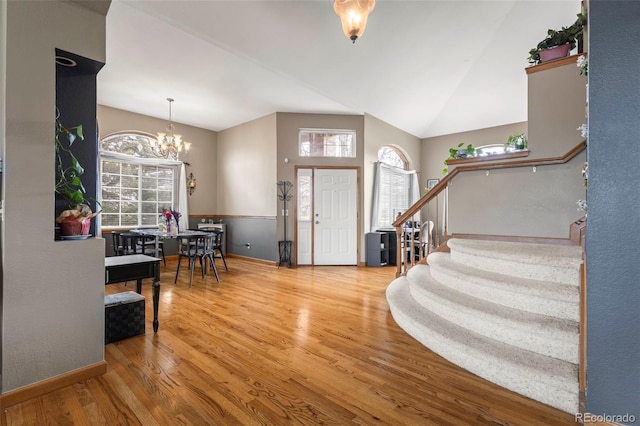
152,279,160,332
136,279,142,294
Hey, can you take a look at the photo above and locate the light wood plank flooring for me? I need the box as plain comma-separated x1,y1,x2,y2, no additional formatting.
2,257,577,425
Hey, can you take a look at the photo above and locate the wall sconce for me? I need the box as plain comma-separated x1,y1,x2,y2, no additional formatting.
187,172,197,196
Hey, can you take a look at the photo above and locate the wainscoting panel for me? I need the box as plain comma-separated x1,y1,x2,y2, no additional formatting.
189,216,277,263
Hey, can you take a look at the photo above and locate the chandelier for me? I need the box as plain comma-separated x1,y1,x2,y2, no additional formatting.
334,0,376,44
151,98,191,160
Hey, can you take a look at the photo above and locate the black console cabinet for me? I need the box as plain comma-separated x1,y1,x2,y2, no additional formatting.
366,231,397,266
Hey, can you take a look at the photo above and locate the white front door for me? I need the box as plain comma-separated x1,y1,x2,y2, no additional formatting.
313,169,358,265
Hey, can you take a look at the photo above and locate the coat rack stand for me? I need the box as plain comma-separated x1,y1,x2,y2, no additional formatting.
277,180,293,268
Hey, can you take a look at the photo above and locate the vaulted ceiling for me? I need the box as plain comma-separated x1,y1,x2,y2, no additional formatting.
97,0,581,139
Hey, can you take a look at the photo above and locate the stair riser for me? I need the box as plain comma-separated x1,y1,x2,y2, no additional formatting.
449,250,580,286
428,263,579,321
388,300,579,414
408,282,579,363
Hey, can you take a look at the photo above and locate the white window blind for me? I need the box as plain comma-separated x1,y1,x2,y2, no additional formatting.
371,162,418,230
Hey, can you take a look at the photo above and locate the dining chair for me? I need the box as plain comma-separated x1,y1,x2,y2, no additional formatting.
413,221,434,259
211,228,228,271
137,235,165,264
111,231,126,256
112,232,140,256
174,233,219,287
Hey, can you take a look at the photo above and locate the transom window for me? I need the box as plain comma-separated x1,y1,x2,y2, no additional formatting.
299,129,356,158
100,132,178,228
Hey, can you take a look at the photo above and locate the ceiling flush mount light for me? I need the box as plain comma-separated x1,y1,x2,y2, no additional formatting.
151,98,191,160
334,0,375,44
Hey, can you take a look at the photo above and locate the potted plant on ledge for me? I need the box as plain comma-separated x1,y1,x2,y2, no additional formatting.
54,109,100,237
441,142,483,175
505,133,528,152
528,13,586,65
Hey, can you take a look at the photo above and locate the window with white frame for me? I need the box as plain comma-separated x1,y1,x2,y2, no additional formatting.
100,132,178,228
476,144,506,156
297,174,312,222
371,146,418,230
299,129,356,158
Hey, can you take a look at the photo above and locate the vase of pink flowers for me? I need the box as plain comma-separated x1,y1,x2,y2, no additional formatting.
161,208,182,234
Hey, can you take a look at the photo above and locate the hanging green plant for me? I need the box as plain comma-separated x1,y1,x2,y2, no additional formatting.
55,108,87,206
54,108,100,236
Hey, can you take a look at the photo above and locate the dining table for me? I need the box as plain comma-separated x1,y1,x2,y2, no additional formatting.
131,228,210,258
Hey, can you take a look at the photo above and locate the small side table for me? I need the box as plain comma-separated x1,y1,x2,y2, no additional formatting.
278,240,292,268
105,254,161,332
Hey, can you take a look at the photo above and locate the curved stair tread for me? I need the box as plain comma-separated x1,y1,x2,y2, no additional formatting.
422,257,578,322
447,238,583,269
386,277,578,413
408,266,578,334
426,253,578,302
445,239,582,286
386,277,576,382
407,267,578,362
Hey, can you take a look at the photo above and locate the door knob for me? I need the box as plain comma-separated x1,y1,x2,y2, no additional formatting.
315,221,320,224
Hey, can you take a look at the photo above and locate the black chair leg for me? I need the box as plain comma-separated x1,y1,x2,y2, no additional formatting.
199,256,205,279
217,250,228,271
189,256,196,288
174,255,183,284
208,253,220,282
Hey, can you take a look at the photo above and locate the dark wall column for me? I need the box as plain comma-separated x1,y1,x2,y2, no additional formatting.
55,49,104,237
586,1,640,420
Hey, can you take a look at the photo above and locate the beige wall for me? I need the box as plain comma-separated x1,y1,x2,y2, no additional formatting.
448,152,586,238
97,105,218,215
364,113,421,232
219,112,419,263
421,122,528,182
3,0,108,392
217,113,277,216
275,112,364,261
420,57,587,238
420,122,527,238
528,57,587,158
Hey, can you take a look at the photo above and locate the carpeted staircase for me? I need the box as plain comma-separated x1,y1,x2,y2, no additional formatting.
386,238,584,413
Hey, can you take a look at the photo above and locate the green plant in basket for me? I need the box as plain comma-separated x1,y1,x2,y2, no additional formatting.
54,109,100,235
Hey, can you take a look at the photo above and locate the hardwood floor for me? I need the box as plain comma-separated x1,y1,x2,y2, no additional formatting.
2,257,577,425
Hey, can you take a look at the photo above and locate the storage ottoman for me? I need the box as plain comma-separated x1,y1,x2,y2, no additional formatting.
105,291,145,344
